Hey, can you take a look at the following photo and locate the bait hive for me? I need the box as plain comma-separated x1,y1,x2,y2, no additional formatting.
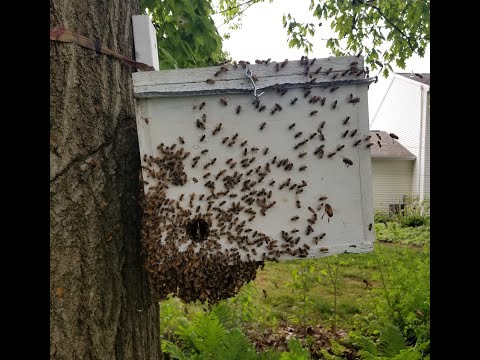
134,56,376,303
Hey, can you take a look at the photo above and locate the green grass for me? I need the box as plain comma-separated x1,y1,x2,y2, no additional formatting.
160,220,430,358
374,222,430,246
240,243,426,331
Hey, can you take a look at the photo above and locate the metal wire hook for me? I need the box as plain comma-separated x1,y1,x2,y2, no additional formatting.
245,68,264,98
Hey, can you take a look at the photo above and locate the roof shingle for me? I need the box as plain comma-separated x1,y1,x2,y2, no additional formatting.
397,72,430,86
369,131,416,160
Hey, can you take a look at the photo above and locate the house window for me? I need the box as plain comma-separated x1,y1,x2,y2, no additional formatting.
389,204,405,215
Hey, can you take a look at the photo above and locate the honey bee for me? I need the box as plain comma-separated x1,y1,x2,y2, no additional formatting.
306,225,314,235
275,103,282,111
269,180,275,186
203,172,210,178
260,122,266,130
313,146,323,155
325,67,333,75
241,140,248,147
377,141,382,148
365,135,372,141
341,69,349,76
275,63,280,72
342,157,353,167
196,119,206,130
236,105,241,114
298,152,307,158
291,216,299,221
304,90,312,98
330,86,339,92
322,203,334,222
178,136,185,144
353,139,361,146
310,110,318,116
258,105,266,112
296,200,301,209
290,98,298,105
294,131,303,138
222,137,229,144
350,129,358,137
318,132,325,141
263,147,269,155
349,97,360,104
343,116,351,125
299,165,307,171
375,60,384,67
192,177,198,183
336,145,345,151
206,78,215,84
366,142,374,148
199,101,206,110
220,98,228,106
389,133,399,141
369,223,373,231
331,100,338,109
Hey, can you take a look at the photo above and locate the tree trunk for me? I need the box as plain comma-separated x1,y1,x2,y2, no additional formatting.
50,1,161,359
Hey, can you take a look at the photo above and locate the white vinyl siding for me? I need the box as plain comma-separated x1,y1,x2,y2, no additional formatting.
371,75,430,201
423,92,430,201
371,159,414,213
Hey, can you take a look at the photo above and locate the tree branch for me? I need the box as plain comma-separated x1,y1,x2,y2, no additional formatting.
214,0,261,15
362,2,417,54
217,1,257,28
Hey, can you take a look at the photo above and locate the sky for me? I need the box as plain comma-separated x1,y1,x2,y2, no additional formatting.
211,0,430,120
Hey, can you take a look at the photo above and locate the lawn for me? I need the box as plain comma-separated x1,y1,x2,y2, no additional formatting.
160,221,430,359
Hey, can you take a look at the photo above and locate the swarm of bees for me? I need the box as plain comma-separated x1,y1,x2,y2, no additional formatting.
139,57,376,303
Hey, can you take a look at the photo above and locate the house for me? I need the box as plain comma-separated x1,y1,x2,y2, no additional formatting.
369,130,416,213
370,72,430,212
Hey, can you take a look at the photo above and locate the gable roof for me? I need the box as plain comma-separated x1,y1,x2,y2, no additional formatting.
369,131,416,160
397,72,430,86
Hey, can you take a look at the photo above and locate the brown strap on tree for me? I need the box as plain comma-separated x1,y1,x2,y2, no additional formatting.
50,28,155,71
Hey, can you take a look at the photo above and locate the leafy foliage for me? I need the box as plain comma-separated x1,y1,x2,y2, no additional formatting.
216,0,429,77
280,339,311,360
140,0,227,69
350,245,430,358
161,300,312,359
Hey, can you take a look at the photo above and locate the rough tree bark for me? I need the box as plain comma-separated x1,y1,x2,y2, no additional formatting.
50,1,161,359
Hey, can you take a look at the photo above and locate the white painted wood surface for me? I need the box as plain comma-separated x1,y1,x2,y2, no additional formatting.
132,15,159,71
133,57,366,97
133,57,375,260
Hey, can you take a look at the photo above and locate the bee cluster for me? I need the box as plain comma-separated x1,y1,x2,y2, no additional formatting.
139,56,378,303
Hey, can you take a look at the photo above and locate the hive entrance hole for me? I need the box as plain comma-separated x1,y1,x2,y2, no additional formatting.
186,218,210,242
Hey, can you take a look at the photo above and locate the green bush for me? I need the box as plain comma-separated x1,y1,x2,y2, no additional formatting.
349,245,430,358
374,211,393,224
398,214,429,228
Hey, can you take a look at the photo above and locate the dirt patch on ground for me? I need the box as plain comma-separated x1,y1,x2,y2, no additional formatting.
244,323,360,359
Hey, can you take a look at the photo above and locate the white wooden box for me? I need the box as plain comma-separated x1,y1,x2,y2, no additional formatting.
133,57,375,261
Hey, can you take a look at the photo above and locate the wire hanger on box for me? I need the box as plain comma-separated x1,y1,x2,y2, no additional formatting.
245,68,264,98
